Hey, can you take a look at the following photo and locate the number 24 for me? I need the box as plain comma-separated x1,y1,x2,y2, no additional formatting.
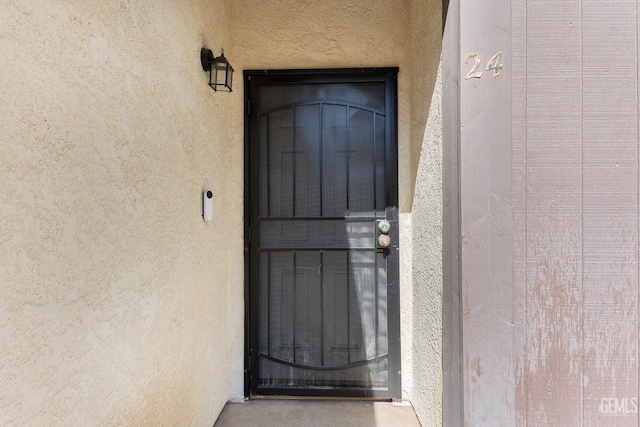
464,51,503,80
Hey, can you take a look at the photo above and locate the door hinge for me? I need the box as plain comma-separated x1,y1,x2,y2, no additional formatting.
247,351,254,377
245,354,252,382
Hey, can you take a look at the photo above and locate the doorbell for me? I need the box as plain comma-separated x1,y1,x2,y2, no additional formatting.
203,190,213,221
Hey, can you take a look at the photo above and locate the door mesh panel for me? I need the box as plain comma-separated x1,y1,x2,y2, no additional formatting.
255,82,390,392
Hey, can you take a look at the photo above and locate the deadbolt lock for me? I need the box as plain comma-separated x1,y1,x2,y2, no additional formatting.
378,220,391,234
378,234,391,248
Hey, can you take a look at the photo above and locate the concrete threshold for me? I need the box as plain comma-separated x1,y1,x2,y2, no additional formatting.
214,399,421,427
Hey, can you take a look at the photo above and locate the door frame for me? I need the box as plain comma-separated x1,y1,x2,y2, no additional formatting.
243,68,401,398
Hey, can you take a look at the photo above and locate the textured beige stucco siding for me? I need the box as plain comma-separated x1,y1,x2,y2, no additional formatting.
1,0,443,425
407,2,443,424
411,60,443,426
0,1,233,425
409,0,443,210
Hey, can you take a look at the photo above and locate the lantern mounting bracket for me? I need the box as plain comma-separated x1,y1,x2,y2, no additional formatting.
200,48,215,72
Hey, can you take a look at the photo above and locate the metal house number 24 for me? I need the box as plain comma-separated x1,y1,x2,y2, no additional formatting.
464,51,503,80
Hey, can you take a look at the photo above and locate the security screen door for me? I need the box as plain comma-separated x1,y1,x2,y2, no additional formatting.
245,69,400,398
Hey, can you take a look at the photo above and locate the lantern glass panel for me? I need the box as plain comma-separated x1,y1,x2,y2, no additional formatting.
227,66,233,90
213,63,226,88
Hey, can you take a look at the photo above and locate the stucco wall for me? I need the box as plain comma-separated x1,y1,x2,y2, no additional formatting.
0,1,234,425
411,61,443,426
1,0,443,424
406,2,443,424
409,0,443,210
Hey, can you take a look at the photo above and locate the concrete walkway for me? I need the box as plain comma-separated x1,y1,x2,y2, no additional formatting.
214,400,421,427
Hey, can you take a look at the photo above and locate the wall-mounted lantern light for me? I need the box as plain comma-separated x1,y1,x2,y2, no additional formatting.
201,48,234,92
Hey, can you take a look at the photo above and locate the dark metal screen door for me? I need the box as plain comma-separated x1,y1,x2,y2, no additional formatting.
245,69,400,398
